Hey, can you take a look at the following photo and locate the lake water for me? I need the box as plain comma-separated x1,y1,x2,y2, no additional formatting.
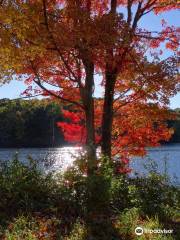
0,144,180,184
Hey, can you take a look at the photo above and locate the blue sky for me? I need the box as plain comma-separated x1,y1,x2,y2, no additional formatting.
0,8,179,109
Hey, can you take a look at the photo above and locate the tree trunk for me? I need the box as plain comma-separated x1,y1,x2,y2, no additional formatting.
101,68,117,159
83,61,97,175
101,0,118,159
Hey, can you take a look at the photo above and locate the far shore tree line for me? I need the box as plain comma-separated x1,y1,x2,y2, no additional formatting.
0,98,179,148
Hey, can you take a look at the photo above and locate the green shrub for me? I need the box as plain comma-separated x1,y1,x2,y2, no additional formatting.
0,155,59,216
129,172,180,221
0,154,80,228
65,221,87,240
136,217,174,240
3,215,61,240
116,207,140,238
3,216,37,240
115,209,174,240
0,155,179,239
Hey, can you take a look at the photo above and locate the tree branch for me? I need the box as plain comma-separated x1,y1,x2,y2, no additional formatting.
30,62,84,109
132,1,143,30
42,0,81,84
127,0,133,26
110,0,117,14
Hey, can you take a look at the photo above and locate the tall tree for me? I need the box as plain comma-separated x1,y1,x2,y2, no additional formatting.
0,0,179,174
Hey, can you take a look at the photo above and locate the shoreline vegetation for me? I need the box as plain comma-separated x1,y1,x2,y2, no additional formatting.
0,155,179,240
0,98,180,148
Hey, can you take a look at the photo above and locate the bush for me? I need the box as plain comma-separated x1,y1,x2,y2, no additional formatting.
0,154,81,231
115,208,175,240
116,207,140,237
0,155,59,217
108,157,180,222
65,221,87,240
0,155,179,239
131,174,180,220
3,215,61,240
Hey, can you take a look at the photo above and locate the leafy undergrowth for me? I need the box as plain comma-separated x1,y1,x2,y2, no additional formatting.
0,156,179,240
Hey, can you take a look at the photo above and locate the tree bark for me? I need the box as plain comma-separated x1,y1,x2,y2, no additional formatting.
83,60,97,175
101,0,118,159
101,67,117,159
